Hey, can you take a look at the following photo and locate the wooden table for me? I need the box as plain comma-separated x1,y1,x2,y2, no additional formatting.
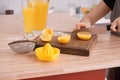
0,13,120,80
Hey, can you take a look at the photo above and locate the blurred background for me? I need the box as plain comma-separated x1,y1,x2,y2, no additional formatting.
0,0,110,24
0,0,99,14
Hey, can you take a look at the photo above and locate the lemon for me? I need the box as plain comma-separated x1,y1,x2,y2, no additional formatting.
57,34,71,44
40,33,52,42
35,43,60,61
42,28,54,36
77,32,92,40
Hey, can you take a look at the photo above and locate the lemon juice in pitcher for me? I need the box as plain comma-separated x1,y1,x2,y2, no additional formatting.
33,0,49,31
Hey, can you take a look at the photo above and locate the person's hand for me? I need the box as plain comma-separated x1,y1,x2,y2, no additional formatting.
110,17,120,32
73,22,91,31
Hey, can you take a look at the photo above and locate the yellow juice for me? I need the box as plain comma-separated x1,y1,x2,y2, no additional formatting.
22,7,34,34
33,1,49,30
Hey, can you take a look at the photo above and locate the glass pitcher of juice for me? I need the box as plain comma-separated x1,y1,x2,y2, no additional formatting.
33,0,49,32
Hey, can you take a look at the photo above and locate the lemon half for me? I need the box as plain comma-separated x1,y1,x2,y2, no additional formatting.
40,33,52,42
42,28,54,36
57,34,71,44
77,32,92,40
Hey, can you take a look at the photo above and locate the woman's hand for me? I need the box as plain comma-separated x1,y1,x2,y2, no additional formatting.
73,0,110,32
111,17,120,32
73,22,91,31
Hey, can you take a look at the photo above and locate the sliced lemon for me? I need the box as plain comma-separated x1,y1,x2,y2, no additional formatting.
77,32,92,40
42,28,54,36
40,33,52,42
57,34,71,44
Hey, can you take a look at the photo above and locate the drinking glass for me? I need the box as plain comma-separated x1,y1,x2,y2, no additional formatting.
21,0,34,40
33,0,49,34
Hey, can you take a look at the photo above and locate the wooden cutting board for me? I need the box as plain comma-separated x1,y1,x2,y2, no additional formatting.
34,29,97,56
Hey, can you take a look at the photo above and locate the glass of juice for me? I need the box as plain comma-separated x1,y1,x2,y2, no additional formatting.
33,0,49,34
21,0,34,40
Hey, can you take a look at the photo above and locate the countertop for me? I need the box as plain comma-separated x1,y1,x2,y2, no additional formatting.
0,13,120,80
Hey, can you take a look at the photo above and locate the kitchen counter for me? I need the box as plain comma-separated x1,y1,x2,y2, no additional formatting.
0,13,120,80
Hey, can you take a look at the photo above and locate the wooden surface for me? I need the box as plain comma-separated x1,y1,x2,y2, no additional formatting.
35,29,97,56
0,13,120,80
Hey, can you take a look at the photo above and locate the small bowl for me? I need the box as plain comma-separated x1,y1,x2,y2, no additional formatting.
8,40,36,53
